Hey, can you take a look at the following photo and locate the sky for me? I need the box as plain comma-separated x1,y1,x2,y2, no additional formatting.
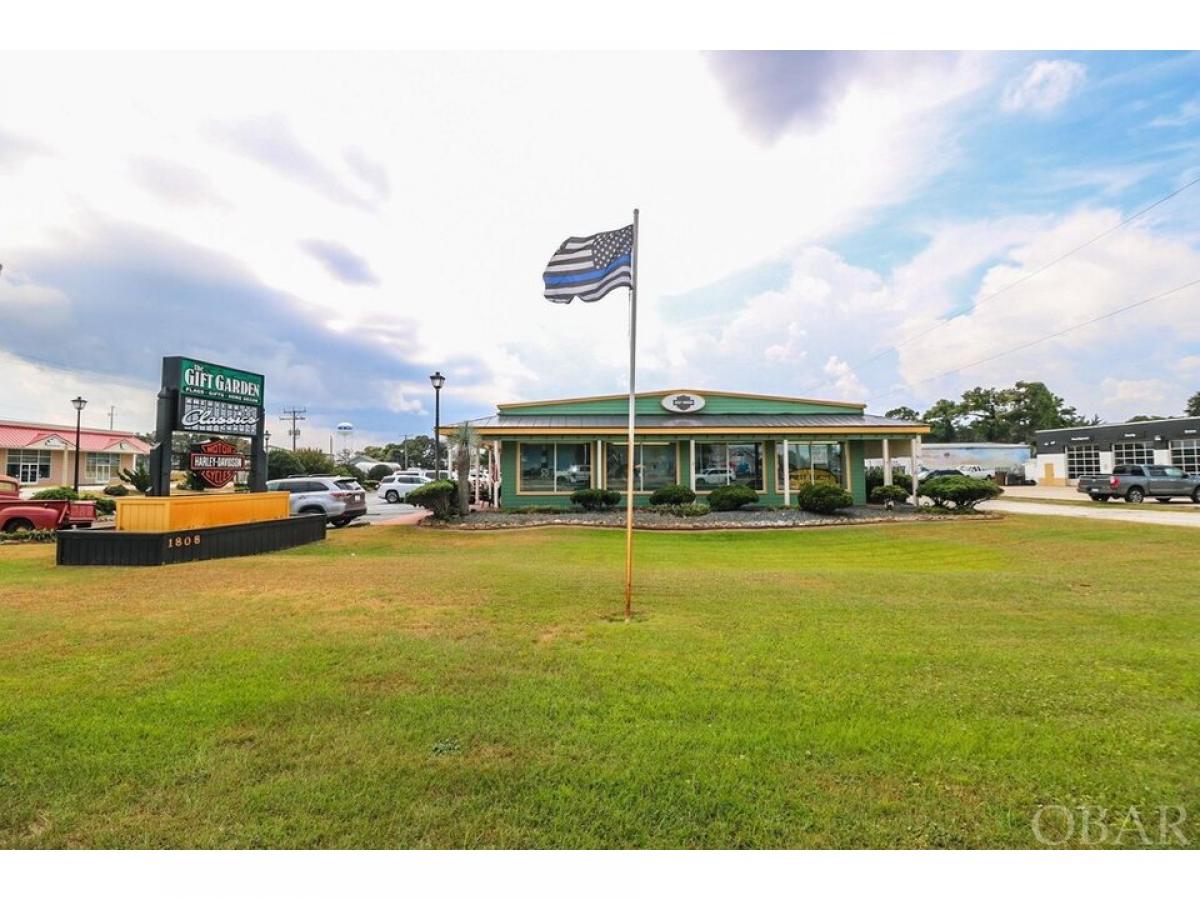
1,50,1198,451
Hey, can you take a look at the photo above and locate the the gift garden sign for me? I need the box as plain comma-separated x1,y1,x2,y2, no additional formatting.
149,356,268,496
175,358,264,437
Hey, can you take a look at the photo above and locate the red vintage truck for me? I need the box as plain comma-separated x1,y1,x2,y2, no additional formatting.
0,475,97,532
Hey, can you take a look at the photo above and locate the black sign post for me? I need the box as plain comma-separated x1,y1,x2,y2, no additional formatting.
149,356,267,496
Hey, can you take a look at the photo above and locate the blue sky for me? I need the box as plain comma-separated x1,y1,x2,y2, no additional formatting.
0,51,1198,449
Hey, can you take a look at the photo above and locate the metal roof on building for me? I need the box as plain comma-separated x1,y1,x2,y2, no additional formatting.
0,420,152,453
467,413,925,431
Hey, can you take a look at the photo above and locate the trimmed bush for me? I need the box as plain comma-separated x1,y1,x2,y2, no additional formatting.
870,484,910,505
919,475,1002,510
707,484,759,511
648,484,696,506
796,482,854,514
570,488,622,511
864,467,913,494
368,464,394,482
32,487,79,501
103,484,130,497
407,480,459,520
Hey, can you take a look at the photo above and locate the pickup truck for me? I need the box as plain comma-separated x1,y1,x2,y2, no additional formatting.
0,475,97,532
1076,464,1200,504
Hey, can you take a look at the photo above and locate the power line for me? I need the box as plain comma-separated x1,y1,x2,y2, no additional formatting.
856,172,1200,370
867,276,1200,407
279,407,307,452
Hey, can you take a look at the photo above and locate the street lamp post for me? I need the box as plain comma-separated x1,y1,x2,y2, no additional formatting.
430,372,445,480
71,396,87,493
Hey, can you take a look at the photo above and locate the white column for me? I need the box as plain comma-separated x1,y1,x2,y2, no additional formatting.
882,438,892,486
597,439,603,488
782,439,790,507
689,439,696,492
494,440,502,508
911,437,920,504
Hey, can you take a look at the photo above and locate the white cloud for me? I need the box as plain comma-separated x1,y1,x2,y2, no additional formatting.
0,51,993,430
1097,377,1173,418
1002,59,1086,113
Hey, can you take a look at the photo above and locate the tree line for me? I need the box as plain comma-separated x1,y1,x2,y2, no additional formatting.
886,381,1200,445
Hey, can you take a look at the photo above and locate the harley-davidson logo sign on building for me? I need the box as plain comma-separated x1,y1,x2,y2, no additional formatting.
188,439,249,489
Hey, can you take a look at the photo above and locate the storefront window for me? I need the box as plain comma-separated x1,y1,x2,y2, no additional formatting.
6,449,51,484
1171,439,1200,475
1065,444,1100,479
695,442,763,491
777,442,843,490
85,452,121,483
1112,442,1153,467
519,443,591,493
605,443,677,492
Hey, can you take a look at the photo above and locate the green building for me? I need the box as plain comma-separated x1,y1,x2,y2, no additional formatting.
465,389,929,508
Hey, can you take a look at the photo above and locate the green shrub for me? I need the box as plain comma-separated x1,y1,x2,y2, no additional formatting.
707,484,759,511
103,484,130,497
645,503,710,518
864,467,913,494
870,484,911,505
502,505,565,515
648,484,696,505
570,488,622,511
0,528,57,543
119,463,153,493
919,475,1002,510
796,482,854,514
32,487,78,501
266,449,304,481
407,480,459,520
367,463,394,482
83,493,117,516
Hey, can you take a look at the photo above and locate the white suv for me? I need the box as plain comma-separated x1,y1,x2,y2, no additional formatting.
266,476,367,527
377,472,432,503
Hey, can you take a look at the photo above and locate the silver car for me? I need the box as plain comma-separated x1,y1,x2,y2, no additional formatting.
377,472,432,503
266,475,368,527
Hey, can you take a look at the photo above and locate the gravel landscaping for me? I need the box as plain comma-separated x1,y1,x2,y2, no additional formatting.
430,504,983,530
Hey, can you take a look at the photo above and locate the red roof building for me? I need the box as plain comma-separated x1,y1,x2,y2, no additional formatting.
0,419,151,489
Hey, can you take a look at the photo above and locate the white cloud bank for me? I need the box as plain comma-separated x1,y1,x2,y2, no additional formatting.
1002,59,1087,113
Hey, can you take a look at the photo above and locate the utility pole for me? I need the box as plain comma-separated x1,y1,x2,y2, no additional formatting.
280,407,307,452
401,434,409,469
108,405,116,431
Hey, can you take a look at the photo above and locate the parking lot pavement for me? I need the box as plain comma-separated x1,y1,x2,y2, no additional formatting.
361,494,429,526
984,499,1200,528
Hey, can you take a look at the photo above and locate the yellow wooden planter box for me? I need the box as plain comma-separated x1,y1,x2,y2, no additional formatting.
115,492,290,532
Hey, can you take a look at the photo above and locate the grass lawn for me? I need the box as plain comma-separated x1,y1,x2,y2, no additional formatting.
0,515,1196,848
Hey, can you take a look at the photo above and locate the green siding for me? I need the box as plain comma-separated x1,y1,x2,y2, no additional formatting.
500,392,862,417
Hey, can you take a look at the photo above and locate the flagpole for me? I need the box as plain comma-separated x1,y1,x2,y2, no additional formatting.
624,208,639,622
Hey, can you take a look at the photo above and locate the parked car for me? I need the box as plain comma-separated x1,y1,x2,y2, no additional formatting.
558,464,590,486
956,464,995,480
1076,464,1200,503
918,468,963,482
696,468,734,487
0,475,96,532
376,472,432,503
266,475,367,526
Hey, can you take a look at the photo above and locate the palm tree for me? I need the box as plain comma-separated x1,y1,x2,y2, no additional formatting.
451,422,480,516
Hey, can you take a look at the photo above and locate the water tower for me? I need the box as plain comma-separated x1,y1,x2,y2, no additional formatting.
336,422,354,459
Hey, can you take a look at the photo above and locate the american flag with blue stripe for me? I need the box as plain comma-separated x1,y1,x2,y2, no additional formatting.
542,224,634,303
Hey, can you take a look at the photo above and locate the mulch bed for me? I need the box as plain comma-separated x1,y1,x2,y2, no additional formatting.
427,505,996,531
